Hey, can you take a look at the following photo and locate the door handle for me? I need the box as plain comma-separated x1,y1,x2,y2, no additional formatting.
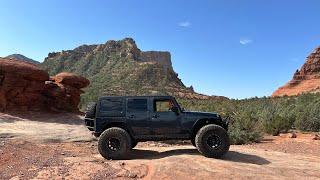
128,115,135,119
152,114,159,118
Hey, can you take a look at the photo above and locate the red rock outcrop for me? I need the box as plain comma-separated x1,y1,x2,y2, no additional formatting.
45,72,90,112
272,47,320,97
0,58,89,112
54,72,90,89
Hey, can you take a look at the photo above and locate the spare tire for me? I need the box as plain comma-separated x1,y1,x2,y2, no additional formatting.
85,102,97,119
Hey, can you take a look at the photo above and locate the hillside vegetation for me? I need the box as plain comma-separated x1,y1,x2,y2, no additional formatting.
41,38,209,108
178,93,320,144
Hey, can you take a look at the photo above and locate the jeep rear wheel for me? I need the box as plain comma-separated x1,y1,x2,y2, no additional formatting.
195,124,230,158
98,127,131,160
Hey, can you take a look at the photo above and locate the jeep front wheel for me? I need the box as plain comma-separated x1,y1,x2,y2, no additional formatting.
195,124,230,158
131,141,138,149
98,127,131,160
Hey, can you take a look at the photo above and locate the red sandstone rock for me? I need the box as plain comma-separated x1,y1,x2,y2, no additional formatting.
54,72,90,89
272,47,320,97
0,58,49,81
0,58,89,112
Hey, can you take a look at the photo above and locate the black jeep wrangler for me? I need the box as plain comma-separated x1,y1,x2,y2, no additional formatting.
85,96,229,159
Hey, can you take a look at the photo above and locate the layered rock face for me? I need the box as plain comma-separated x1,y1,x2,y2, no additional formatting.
272,47,320,97
0,58,89,112
41,38,220,102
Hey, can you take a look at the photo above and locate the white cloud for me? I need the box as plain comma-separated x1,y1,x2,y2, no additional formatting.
239,38,252,45
178,21,191,27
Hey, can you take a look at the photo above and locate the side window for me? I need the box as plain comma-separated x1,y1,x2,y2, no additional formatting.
99,98,124,116
127,99,148,112
154,99,174,112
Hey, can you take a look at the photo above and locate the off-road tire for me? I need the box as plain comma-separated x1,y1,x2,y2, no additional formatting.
98,127,131,160
195,124,230,158
131,141,138,149
85,102,96,119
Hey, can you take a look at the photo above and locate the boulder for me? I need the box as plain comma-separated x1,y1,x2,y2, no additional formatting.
54,72,90,89
0,59,49,111
289,132,297,138
0,58,89,112
0,59,49,81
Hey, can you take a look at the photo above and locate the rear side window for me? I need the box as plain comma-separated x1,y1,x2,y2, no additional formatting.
127,99,148,112
99,98,124,116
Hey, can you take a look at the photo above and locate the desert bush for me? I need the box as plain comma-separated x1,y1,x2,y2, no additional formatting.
295,100,320,132
263,115,291,136
177,93,320,144
228,110,263,144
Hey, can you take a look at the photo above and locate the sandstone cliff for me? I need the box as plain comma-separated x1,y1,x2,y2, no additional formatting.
0,58,89,112
272,46,320,97
41,38,220,104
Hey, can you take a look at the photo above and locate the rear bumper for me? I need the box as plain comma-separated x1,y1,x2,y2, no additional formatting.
84,118,100,137
84,118,94,131
92,132,101,137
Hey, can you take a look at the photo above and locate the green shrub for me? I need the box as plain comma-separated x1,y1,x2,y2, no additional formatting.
177,93,320,144
263,115,291,136
295,101,320,132
228,111,263,144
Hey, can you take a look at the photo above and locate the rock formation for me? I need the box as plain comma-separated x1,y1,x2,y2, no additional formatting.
0,58,89,112
41,38,224,103
272,46,320,97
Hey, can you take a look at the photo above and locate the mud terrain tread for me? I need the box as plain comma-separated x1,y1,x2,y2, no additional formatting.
98,127,131,160
85,102,96,119
195,124,230,158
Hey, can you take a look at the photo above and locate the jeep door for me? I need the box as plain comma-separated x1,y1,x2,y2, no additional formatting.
150,97,181,135
126,98,151,136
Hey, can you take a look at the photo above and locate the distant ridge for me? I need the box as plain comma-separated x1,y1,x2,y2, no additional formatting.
5,54,40,64
41,38,226,104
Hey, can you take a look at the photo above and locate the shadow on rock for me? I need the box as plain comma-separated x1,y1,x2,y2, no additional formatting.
222,151,271,165
127,148,270,165
1,111,84,125
127,148,199,160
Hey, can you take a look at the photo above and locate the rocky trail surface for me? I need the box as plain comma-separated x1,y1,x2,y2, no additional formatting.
0,113,319,180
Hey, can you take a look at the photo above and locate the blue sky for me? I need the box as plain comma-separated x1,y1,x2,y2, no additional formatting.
0,0,320,99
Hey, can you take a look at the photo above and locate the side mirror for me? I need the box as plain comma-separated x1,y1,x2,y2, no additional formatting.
171,106,179,114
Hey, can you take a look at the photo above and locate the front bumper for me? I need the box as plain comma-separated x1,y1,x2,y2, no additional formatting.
222,116,230,130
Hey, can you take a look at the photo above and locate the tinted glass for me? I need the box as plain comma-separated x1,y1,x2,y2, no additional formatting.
127,99,148,112
100,99,123,113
